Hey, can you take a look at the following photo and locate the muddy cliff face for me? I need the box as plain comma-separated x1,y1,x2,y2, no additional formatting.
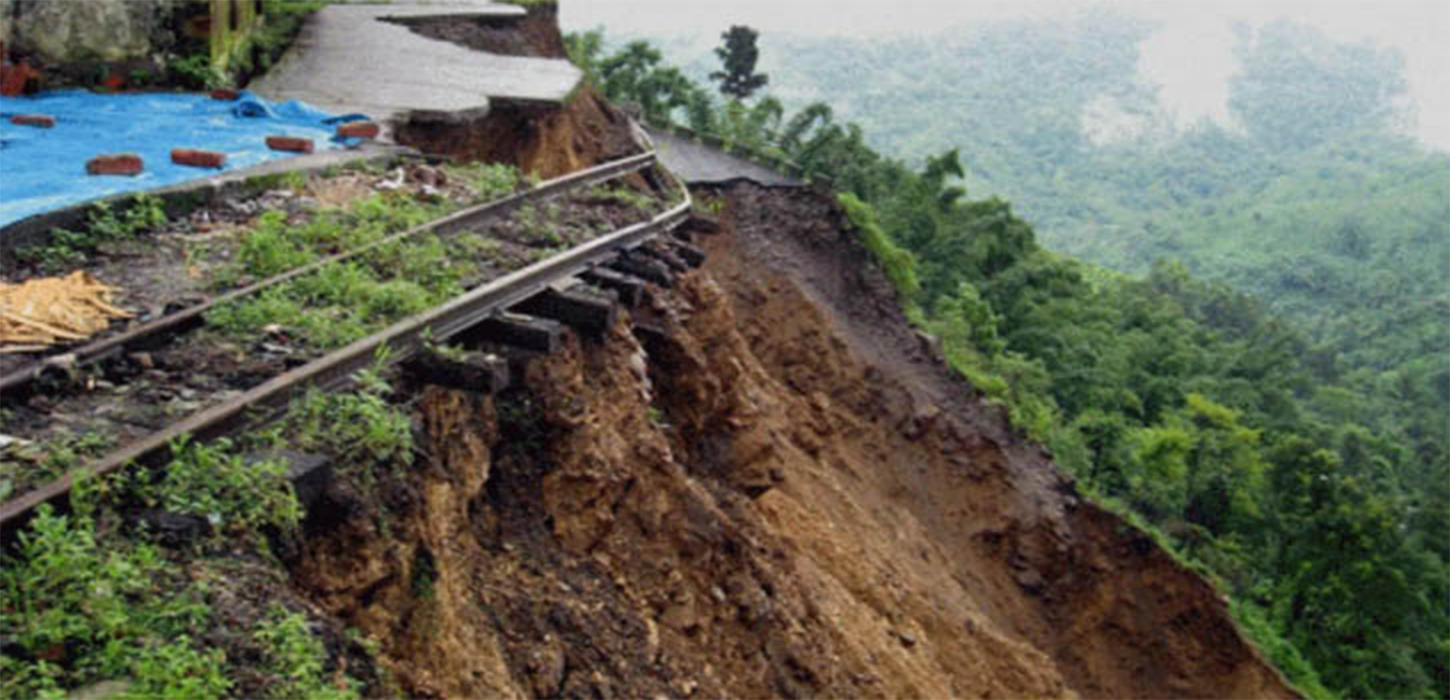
282,181,1297,699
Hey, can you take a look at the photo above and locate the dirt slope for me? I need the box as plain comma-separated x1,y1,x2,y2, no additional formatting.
694,183,1300,698
283,180,1297,698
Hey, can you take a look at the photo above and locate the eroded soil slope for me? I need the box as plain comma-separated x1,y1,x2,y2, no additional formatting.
285,182,1298,698
393,87,639,179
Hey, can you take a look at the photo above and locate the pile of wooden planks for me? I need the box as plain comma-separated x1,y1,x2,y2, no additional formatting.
0,271,131,351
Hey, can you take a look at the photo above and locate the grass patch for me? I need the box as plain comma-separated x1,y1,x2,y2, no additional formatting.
838,192,921,301
442,162,522,202
253,606,359,700
15,195,166,273
586,183,656,212
0,506,215,699
133,437,302,538
0,432,114,502
252,370,414,481
206,231,463,350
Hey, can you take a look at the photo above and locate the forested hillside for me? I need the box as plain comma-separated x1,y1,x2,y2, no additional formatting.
567,15,1450,699
606,14,1450,427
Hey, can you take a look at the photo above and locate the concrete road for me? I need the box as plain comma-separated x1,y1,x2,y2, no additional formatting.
251,1,581,124
648,128,802,187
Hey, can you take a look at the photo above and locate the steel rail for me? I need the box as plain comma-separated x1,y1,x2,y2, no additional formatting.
0,163,693,533
0,151,657,395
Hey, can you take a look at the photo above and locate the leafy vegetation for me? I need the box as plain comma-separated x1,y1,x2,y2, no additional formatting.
252,365,414,482
0,506,214,699
206,192,468,349
167,53,225,91
0,431,113,502
709,25,769,100
14,194,167,272
0,370,391,698
135,437,302,538
569,26,1449,699
253,606,358,700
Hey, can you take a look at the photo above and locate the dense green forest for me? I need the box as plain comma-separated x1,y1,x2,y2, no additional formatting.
566,16,1450,699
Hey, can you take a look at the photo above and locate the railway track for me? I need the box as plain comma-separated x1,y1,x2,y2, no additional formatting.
0,147,696,534
0,151,657,394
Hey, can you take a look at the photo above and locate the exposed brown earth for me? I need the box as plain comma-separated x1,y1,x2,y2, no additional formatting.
393,87,640,179
387,0,635,178
397,3,569,59
279,181,1298,698
3,7,1302,695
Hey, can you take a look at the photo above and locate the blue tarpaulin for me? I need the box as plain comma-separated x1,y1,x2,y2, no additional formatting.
0,90,362,229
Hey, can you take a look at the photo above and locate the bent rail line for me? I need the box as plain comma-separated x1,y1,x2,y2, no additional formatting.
0,152,692,535
0,152,657,395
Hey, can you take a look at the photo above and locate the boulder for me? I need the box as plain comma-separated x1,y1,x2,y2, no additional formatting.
14,0,159,63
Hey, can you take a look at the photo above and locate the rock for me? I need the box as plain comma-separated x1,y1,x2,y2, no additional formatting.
128,351,154,369
289,196,321,214
0,0,12,47
128,508,211,546
901,405,941,440
376,167,406,191
527,641,567,698
915,330,944,362
895,629,918,648
1014,567,1045,594
13,0,160,63
661,596,700,632
0,434,30,449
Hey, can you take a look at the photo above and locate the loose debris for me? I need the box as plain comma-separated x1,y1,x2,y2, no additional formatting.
0,271,131,349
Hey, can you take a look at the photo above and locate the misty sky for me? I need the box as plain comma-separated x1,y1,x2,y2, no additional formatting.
560,1,1450,151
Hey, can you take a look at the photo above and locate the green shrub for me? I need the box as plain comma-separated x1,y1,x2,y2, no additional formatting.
253,606,358,700
125,638,231,700
237,211,317,278
838,192,921,300
258,381,414,478
15,195,166,272
136,437,301,537
167,54,224,90
0,507,213,699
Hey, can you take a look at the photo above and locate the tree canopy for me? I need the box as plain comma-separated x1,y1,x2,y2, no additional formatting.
709,25,769,100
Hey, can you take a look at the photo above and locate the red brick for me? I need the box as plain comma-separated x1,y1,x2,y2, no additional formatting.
209,88,240,100
171,148,227,169
336,121,381,139
86,153,143,176
0,62,40,96
265,135,314,154
10,114,55,128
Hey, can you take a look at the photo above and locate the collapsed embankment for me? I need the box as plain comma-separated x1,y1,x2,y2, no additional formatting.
389,3,636,178
392,87,640,179
279,181,1297,698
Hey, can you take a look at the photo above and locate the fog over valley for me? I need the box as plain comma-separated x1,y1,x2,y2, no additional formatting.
562,0,1450,151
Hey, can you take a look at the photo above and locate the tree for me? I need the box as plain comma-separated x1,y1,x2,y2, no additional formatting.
709,25,769,100
598,41,662,106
